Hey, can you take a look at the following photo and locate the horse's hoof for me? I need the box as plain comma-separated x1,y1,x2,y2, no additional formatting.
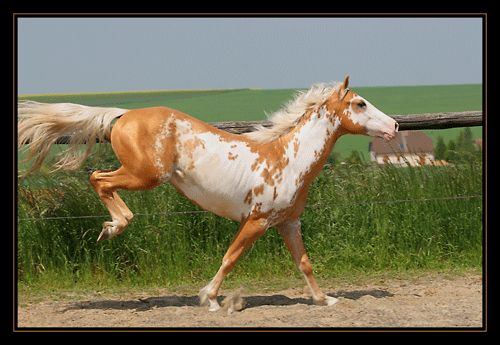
325,296,339,306
97,229,110,242
97,221,119,242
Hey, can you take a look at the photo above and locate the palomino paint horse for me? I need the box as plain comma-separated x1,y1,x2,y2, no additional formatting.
18,76,398,310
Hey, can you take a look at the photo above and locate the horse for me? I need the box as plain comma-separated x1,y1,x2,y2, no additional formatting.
18,76,398,311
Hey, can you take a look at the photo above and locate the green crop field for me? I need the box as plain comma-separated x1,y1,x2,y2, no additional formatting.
17,84,483,292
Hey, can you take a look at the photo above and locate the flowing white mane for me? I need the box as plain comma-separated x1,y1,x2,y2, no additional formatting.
244,82,342,143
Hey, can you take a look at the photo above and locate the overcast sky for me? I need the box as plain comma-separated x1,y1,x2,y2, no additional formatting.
17,16,483,94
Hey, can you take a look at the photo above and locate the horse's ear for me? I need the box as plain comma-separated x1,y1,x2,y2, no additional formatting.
339,75,350,100
342,75,349,89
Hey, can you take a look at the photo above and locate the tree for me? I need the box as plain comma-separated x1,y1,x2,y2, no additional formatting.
327,152,342,167
445,139,458,163
434,136,446,160
459,127,475,152
346,150,363,165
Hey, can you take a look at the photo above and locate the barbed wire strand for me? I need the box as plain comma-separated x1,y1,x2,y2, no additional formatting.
17,194,483,222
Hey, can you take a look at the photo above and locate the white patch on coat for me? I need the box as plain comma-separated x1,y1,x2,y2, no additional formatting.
167,106,340,224
152,119,172,183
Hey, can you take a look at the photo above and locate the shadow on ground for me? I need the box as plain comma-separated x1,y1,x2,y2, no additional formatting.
62,288,394,314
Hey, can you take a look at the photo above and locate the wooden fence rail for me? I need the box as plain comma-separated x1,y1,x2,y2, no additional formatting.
50,110,482,144
210,111,483,134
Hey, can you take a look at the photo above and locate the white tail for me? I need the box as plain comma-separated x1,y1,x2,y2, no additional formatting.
18,101,127,175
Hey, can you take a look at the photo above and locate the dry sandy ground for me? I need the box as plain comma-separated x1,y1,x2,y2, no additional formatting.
17,273,483,329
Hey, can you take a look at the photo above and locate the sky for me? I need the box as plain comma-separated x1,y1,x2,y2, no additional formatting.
17,16,483,95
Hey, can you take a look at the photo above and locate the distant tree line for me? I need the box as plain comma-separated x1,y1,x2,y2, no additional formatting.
434,127,481,163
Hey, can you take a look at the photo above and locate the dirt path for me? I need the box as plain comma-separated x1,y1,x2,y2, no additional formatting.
17,274,483,328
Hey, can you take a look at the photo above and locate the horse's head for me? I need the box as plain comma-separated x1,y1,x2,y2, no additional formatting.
327,76,398,141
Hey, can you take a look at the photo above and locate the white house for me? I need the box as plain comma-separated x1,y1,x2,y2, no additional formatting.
368,131,435,167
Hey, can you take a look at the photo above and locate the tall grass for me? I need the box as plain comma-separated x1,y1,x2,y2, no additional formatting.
17,154,482,290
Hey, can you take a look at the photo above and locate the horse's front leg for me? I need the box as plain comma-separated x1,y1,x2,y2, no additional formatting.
276,218,338,306
199,217,268,311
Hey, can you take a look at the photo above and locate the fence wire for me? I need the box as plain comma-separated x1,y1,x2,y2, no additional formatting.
17,194,483,222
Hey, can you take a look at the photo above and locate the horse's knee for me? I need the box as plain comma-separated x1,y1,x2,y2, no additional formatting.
298,259,313,276
124,212,134,224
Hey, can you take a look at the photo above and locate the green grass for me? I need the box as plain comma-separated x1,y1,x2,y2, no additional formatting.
17,155,483,292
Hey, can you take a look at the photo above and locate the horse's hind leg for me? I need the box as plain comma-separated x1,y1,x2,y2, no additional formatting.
90,169,130,242
90,109,176,241
90,167,162,241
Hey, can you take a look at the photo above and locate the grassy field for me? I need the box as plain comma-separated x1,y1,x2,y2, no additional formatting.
18,84,482,161
17,84,483,292
17,156,483,291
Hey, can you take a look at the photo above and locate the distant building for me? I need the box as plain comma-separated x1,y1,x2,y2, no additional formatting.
369,131,435,167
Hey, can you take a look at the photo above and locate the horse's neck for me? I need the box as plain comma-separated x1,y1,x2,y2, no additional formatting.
278,107,344,178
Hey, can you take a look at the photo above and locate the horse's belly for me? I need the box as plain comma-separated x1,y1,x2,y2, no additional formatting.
165,128,297,223
169,172,249,222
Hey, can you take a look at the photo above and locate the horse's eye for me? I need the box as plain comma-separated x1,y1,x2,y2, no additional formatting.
358,101,366,108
